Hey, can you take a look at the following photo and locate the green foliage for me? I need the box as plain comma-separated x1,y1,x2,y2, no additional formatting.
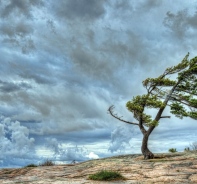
184,147,190,152
165,53,189,74
109,53,197,159
146,95,164,108
141,113,153,126
126,55,197,126
136,54,197,123
126,96,144,113
168,148,177,153
188,111,197,120
24,164,38,167
147,120,159,126
89,170,125,181
170,100,197,120
126,94,162,126
170,102,188,119
126,95,164,112
189,99,197,108
143,78,176,87
39,160,55,166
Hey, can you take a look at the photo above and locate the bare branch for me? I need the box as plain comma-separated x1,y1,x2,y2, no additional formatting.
160,116,171,118
108,105,139,126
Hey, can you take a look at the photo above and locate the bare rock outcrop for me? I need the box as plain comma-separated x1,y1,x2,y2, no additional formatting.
1,151,197,183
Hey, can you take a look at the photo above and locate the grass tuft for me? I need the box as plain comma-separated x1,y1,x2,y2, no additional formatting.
25,164,38,167
39,160,55,166
89,170,125,181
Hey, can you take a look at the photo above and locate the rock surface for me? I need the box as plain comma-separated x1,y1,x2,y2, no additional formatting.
1,151,197,183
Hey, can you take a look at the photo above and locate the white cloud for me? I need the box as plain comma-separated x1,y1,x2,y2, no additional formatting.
109,125,137,153
87,152,99,159
0,116,36,167
45,138,99,162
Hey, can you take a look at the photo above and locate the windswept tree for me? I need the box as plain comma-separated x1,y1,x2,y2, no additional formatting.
108,53,197,159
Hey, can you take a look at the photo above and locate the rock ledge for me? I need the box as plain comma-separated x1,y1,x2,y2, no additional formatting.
1,151,197,183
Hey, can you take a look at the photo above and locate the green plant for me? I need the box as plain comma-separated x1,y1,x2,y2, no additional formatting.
108,53,197,159
168,148,177,153
184,147,190,152
39,159,55,166
89,170,125,181
25,164,38,167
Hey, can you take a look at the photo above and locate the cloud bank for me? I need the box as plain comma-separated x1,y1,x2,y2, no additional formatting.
1,0,197,167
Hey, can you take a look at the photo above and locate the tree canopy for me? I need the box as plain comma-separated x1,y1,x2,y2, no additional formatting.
109,53,197,159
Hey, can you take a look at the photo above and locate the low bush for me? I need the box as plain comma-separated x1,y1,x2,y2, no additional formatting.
25,164,38,167
89,170,125,181
168,148,177,153
184,147,190,152
39,160,55,166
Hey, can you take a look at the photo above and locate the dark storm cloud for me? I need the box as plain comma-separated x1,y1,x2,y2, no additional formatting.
2,37,35,54
1,0,197,168
0,81,113,135
163,8,197,39
141,0,163,10
0,0,43,53
68,28,150,87
0,0,44,18
51,0,106,21
0,80,31,93
113,0,132,10
0,21,33,37
19,72,54,85
107,0,133,19
2,55,58,85
163,9,189,38
34,129,111,145
0,19,35,54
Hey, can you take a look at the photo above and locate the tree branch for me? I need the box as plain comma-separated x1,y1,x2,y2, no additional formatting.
169,96,197,109
108,105,139,126
160,116,171,118
174,89,197,96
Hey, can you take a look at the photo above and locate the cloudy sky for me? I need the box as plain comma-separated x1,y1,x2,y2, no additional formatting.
1,0,197,168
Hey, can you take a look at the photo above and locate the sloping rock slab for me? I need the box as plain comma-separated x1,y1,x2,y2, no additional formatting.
1,152,197,183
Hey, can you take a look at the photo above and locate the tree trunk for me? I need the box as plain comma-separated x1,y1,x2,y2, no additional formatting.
141,133,154,159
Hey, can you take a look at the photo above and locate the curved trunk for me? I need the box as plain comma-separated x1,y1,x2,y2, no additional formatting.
141,133,154,159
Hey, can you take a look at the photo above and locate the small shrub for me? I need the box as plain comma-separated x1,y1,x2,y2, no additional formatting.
25,164,38,167
168,148,177,153
39,160,55,166
89,170,125,181
184,147,190,152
